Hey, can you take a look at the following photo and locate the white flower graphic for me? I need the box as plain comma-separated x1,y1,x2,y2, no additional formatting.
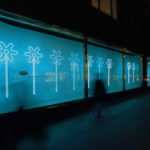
69,52,80,91
50,49,63,92
96,57,104,80
24,46,43,64
87,55,94,89
132,63,136,83
24,46,43,95
0,41,18,98
106,58,113,86
127,62,132,84
136,64,139,81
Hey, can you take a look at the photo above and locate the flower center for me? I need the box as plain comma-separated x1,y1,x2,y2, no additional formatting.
4,49,9,55
32,53,36,57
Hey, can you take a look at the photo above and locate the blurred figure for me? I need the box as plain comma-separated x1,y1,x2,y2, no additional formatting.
94,73,106,118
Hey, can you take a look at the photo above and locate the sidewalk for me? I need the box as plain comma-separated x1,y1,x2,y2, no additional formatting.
16,93,150,150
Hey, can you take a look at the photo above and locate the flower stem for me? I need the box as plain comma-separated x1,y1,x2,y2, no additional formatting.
133,70,134,83
99,65,101,80
55,63,58,92
88,65,90,89
108,69,110,86
32,60,36,95
73,63,75,91
5,55,9,98
128,70,130,84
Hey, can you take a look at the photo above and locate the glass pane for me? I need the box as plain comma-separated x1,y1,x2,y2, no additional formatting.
87,43,123,97
0,21,84,115
125,54,143,90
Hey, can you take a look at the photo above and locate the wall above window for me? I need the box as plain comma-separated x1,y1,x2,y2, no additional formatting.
91,0,118,19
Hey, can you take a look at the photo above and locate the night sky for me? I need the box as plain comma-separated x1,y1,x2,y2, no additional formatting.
0,0,149,55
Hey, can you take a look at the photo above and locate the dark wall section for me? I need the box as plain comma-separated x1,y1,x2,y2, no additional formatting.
0,0,148,54
0,1,118,46
117,0,145,54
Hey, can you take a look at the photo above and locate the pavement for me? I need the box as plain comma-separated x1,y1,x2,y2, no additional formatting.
0,91,150,150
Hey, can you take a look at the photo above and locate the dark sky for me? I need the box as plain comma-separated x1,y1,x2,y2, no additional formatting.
0,0,149,55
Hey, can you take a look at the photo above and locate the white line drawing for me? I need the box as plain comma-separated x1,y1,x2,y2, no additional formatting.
50,49,63,92
127,62,132,84
0,41,18,98
96,57,104,80
69,52,80,91
24,46,43,95
106,58,113,86
132,63,136,83
136,64,139,81
87,55,94,89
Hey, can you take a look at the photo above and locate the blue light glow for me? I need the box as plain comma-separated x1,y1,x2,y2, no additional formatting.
87,44,123,96
125,54,143,90
0,21,84,114
0,17,145,115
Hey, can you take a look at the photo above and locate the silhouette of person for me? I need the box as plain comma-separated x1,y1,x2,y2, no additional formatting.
94,73,106,118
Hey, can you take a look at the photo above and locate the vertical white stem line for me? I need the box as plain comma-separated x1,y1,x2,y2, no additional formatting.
133,70,134,83
5,55,9,98
128,70,130,84
137,68,139,81
88,65,90,89
99,65,101,80
73,63,75,91
108,69,110,86
32,60,36,95
55,63,58,92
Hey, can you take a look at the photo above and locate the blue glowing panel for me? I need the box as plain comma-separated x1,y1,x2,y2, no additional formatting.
87,44,123,96
125,54,143,90
0,21,84,114
147,58,150,87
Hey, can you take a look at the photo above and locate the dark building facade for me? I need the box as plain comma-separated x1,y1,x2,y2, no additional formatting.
0,0,148,54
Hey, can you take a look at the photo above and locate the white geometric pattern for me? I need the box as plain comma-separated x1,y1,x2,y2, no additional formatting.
24,46,43,95
50,49,63,92
69,53,80,91
0,41,18,98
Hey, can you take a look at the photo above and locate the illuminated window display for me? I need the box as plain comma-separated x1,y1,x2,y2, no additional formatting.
125,53,143,90
87,43,123,96
0,21,84,114
0,13,145,115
